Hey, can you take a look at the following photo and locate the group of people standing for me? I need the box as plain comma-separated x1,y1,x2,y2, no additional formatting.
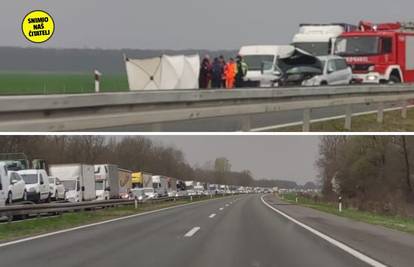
199,55,248,89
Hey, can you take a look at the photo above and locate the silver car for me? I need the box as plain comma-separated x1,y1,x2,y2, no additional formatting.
302,56,352,86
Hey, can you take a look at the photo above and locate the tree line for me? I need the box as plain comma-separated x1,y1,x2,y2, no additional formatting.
0,136,260,187
317,136,414,216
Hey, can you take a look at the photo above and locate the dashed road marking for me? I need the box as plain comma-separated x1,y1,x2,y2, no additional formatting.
184,227,201,237
209,213,216,218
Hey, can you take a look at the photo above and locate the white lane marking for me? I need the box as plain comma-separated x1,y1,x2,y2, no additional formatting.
225,204,229,207
184,227,201,237
260,196,387,267
209,213,216,218
219,207,224,211
251,105,414,132
0,197,231,249
229,202,233,204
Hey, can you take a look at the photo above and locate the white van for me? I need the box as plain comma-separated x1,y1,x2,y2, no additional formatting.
0,163,8,207
18,169,50,203
239,45,295,87
7,171,27,204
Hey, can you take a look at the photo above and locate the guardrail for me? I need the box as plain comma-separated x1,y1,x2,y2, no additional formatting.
0,194,229,222
0,84,413,131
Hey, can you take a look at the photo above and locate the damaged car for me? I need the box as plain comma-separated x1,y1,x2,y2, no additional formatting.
274,48,352,87
277,48,324,86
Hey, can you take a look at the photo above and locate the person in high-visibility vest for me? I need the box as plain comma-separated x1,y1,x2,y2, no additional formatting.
235,55,248,88
224,58,237,89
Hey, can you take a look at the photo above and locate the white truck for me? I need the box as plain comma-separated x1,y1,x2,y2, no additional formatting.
17,169,50,203
49,164,96,203
0,163,8,207
292,23,357,56
94,164,118,200
239,45,295,87
152,175,168,197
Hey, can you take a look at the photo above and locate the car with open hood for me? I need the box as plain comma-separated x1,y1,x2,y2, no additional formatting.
277,48,324,86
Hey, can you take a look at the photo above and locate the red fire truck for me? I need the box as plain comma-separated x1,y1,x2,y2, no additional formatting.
334,21,414,84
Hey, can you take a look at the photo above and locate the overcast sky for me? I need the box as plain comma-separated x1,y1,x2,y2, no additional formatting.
2,0,413,50
148,136,320,184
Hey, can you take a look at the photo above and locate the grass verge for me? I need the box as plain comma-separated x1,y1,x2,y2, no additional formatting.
276,108,414,132
0,196,221,243
0,72,129,95
281,193,414,235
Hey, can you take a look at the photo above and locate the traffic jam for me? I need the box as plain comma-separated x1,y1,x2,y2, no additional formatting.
125,21,414,91
0,153,263,209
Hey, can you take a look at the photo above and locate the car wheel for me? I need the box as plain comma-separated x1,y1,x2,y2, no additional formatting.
320,81,328,86
7,192,12,204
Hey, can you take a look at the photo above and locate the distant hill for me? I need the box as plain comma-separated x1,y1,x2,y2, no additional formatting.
0,47,237,74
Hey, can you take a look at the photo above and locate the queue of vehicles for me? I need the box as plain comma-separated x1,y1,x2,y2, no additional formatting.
0,153,272,208
241,21,414,87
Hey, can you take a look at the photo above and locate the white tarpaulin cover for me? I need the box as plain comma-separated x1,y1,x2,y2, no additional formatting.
125,54,200,90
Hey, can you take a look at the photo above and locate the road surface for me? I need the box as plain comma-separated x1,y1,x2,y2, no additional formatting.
0,195,407,267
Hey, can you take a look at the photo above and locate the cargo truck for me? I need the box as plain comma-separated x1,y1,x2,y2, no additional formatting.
152,175,168,197
334,21,414,84
49,164,96,202
94,164,118,200
117,168,133,199
132,171,153,189
292,23,357,56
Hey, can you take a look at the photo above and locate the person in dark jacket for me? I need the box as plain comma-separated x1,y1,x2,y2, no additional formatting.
199,56,212,89
219,55,226,88
211,57,224,89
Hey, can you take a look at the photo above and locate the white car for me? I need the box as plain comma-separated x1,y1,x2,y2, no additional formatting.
7,171,27,204
18,169,50,203
302,56,352,86
130,188,148,201
49,176,66,200
143,188,158,199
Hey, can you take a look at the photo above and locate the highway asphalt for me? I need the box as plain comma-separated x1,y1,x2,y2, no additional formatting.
96,102,397,132
0,194,378,267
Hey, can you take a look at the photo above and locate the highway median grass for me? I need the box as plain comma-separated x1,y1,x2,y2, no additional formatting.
0,196,222,243
280,193,414,235
276,108,414,132
0,72,129,95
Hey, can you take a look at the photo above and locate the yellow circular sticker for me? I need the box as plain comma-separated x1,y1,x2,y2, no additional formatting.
22,10,55,43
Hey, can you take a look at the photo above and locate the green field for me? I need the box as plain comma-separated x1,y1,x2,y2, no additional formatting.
0,72,129,95
281,193,414,235
277,108,414,132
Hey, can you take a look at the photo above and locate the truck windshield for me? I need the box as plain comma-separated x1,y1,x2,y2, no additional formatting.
335,36,379,56
95,181,104,190
20,174,38,184
62,180,76,191
293,42,330,56
243,55,274,71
